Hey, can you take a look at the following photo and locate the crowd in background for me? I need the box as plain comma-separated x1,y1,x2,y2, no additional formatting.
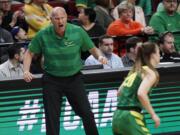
0,0,180,78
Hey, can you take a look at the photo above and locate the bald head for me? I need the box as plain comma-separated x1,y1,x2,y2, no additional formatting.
50,7,67,18
50,7,68,35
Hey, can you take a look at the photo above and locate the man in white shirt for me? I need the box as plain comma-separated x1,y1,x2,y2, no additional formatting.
0,44,24,78
85,35,124,69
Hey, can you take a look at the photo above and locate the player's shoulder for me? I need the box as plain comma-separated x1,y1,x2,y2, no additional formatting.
142,66,156,79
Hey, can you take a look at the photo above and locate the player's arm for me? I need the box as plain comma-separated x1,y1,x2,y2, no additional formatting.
117,84,123,96
137,69,160,128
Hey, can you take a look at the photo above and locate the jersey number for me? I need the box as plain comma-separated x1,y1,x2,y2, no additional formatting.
123,73,137,87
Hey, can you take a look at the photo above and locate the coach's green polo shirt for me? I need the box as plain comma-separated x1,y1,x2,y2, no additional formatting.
29,23,94,77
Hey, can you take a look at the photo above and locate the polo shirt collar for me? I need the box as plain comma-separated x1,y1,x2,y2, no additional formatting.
7,60,21,70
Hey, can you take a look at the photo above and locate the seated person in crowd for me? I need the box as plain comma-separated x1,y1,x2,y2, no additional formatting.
75,0,118,8
0,44,24,78
24,0,52,39
14,8,29,33
11,26,29,50
138,0,152,16
122,36,142,67
157,0,180,12
0,10,14,43
159,31,180,63
76,0,96,10
0,0,28,32
0,10,14,63
78,7,105,38
11,27,42,73
85,35,124,69
94,0,114,30
75,0,118,12
149,0,180,52
11,26,28,42
113,0,146,27
177,3,180,13
78,7,106,60
107,1,154,36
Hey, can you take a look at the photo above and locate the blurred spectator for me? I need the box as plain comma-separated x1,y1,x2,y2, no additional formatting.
94,0,114,30
78,7,106,60
157,2,165,12
107,2,154,36
121,36,142,67
78,7,105,38
85,35,124,69
11,26,29,49
75,0,119,11
0,0,14,31
10,25,42,73
15,8,29,33
0,11,14,63
177,2,180,12
0,44,24,78
159,31,180,62
157,1,180,12
0,11,14,44
113,0,146,26
24,0,52,39
0,0,28,31
11,26,28,42
149,0,180,52
137,0,152,16
76,0,96,11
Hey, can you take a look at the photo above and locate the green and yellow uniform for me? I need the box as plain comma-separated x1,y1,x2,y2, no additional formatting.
112,68,151,135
